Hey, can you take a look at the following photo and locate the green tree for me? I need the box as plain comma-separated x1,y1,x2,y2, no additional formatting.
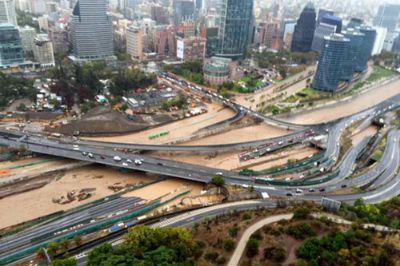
52,257,77,266
246,238,259,258
73,236,82,247
47,241,59,257
17,103,27,112
223,238,235,252
211,175,225,187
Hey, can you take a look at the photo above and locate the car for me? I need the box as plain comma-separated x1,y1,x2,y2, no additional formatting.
215,172,223,176
286,193,293,197
126,159,133,163
122,162,128,167
157,162,164,166
308,188,315,193
73,146,80,151
88,153,94,158
134,159,143,165
341,184,347,188
319,188,325,192
100,156,106,160
295,188,303,194
82,152,88,156
278,141,283,145
113,156,122,162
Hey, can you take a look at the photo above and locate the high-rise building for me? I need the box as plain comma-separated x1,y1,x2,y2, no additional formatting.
19,25,36,53
357,25,377,72
342,28,365,81
0,0,17,26
258,19,282,50
312,34,350,92
320,14,342,33
38,15,49,32
70,0,114,61
126,26,144,60
392,34,400,54
205,26,219,57
176,36,206,61
311,23,337,53
33,34,55,67
217,0,254,59
0,23,24,67
317,8,333,23
173,0,195,25
373,4,400,32
372,27,387,55
150,4,168,25
29,0,46,15
291,2,316,52
48,27,69,55
347,18,363,29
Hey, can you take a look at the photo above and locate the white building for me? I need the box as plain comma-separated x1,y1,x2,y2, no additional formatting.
28,0,46,14
0,0,17,26
19,25,36,53
127,26,144,60
38,15,49,31
33,34,55,67
372,26,387,55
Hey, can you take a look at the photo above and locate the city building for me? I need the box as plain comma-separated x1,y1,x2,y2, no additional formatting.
313,34,350,92
216,0,254,60
0,23,24,67
70,0,114,61
291,2,316,52
372,27,387,55
347,17,363,29
150,4,168,25
392,34,400,54
203,56,232,85
19,25,36,53
38,15,49,31
373,4,400,33
153,25,176,58
126,25,144,60
357,25,377,72
342,28,365,81
320,14,342,33
311,23,337,53
282,19,296,49
317,8,334,23
173,0,195,25
0,0,17,26
48,27,69,55
33,34,55,67
28,0,46,15
383,32,399,52
258,19,282,50
205,26,219,57
176,36,206,61
178,20,195,38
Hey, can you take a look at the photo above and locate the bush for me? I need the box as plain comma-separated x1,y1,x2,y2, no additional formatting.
286,223,316,240
204,251,219,262
215,256,227,265
242,212,252,221
229,226,239,237
264,247,286,262
293,206,311,220
246,238,259,258
223,239,235,252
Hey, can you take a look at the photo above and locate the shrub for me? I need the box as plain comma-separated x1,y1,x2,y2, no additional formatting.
216,256,227,265
286,223,316,240
264,247,286,262
204,252,219,262
229,226,239,237
246,238,259,258
293,206,311,220
223,239,235,252
242,212,252,221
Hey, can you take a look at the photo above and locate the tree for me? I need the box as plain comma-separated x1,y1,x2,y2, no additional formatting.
293,206,311,220
17,103,27,112
73,236,82,247
47,241,59,258
223,239,235,252
59,239,69,252
52,257,77,266
211,175,225,187
246,238,259,258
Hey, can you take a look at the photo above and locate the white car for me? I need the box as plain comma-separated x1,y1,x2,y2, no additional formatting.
134,159,143,165
122,162,128,167
88,153,94,158
295,188,303,194
82,152,88,156
113,156,122,162
126,159,133,163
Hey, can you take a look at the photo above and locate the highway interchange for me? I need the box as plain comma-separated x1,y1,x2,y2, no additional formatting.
1,73,400,264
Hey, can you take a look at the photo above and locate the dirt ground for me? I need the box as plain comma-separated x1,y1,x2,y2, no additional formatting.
0,166,156,229
351,126,378,146
122,179,203,201
282,78,400,124
86,103,235,145
183,124,291,146
154,147,317,171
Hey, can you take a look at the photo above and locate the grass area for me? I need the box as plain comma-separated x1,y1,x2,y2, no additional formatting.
351,66,397,92
371,135,387,162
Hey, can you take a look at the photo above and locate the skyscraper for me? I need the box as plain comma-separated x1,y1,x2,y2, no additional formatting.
0,23,24,67
342,28,364,81
291,2,316,52
126,26,144,60
33,34,55,67
312,34,350,92
357,26,376,72
217,0,254,59
70,0,114,61
311,23,337,53
0,0,17,26
373,4,400,32
173,0,195,25
320,14,342,33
